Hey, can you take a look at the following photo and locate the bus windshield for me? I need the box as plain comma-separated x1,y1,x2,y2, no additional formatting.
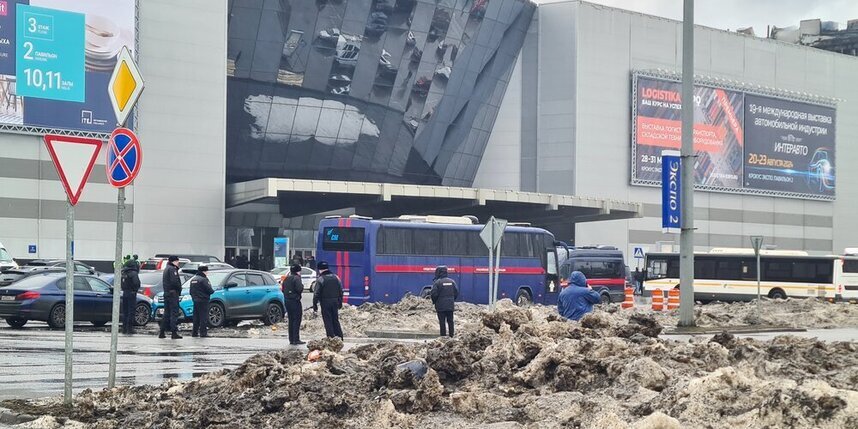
322,227,365,252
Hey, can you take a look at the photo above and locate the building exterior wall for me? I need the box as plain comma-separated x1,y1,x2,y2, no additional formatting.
0,0,228,262
476,1,858,264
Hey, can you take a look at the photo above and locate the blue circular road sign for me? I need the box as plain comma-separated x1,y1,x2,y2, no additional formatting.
106,127,142,188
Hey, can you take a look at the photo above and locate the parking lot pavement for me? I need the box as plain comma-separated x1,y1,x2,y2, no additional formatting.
0,324,291,400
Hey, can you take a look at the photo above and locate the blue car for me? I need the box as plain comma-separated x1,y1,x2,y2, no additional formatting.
152,269,284,328
0,272,152,329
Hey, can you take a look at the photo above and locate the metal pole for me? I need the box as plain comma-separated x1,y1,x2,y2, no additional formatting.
488,233,494,307
64,201,74,405
494,240,502,305
678,0,696,327
756,251,761,305
108,187,125,388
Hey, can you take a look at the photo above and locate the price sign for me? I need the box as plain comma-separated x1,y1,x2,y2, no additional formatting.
15,5,85,102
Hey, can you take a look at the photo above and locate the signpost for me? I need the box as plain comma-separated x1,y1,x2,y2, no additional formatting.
751,236,764,306
106,46,144,389
678,0,696,327
43,134,102,405
480,216,507,307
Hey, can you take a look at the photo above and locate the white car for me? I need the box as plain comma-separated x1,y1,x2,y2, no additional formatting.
0,242,18,272
271,266,317,292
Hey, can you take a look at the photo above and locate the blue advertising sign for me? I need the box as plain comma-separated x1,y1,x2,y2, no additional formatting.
661,150,681,234
16,4,85,102
273,237,290,268
0,1,19,75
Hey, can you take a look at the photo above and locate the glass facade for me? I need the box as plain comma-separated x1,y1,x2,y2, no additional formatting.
227,0,535,186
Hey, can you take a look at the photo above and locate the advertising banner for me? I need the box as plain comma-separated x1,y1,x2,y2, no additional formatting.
0,0,135,133
661,150,681,234
632,74,837,200
273,237,290,269
744,94,835,197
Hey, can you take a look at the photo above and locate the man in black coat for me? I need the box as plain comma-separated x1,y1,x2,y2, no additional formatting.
430,265,458,337
282,264,305,345
159,256,183,339
312,261,344,339
120,259,141,334
189,265,214,338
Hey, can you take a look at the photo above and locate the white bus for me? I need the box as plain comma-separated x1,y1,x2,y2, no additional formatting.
643,248,858,302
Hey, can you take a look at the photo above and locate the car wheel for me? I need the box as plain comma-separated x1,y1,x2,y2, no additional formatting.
308,281,316,293
5,318,27,328
420,288,432,299
600,293,611,305
208,302,225,328
768,288,787,300
515,289,533,307
48,304,65,329
262,303,284,326
91,321,108,327
135,303,151,326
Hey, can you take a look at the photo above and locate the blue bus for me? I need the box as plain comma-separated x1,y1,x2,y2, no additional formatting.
315,215,562,306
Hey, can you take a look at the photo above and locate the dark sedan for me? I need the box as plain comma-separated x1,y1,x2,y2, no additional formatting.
0,266,64,287
0,273,152,329
99,270,193,299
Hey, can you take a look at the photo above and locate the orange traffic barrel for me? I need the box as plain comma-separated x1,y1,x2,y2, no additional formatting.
667,288,680,310
651,288,664,311
621,287,635,309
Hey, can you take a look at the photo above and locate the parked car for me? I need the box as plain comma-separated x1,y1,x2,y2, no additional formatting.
100,270,194,299
24,259,100,276
0,266,64,287
140,257,190,271
152,269,284,328
153,254,221,263
0,272,152,329
0,242,18,272
271,266,317,292
180,262,233,275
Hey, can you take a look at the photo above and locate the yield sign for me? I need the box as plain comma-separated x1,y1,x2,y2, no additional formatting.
43,135,102,206
106,127,142,188
479,216,508,249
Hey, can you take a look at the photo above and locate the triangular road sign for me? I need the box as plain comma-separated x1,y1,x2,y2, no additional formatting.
43,135,103,206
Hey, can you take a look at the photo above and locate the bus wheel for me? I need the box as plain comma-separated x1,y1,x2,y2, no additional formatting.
515,289,532,307
420,288,432,299
768,288,787,300
600,293,611,305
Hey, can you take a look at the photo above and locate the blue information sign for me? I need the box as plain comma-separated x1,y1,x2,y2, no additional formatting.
28,244,37,254
15,5,85,102
661,150,681,234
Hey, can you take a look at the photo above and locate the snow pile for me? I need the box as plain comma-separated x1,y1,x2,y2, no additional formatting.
6,299,857,428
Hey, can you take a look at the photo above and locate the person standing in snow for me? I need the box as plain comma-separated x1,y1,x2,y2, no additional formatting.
313,261,344,339
430,265,458,337
557,271,601,321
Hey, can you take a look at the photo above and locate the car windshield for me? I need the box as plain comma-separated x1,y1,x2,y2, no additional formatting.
2,274,56,290
271,267,288,275
138,272,164,284
0,248,12,262
181,272,231,289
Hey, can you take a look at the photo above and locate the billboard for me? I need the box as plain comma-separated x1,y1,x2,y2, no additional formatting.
632,74,836,200
0,0,135,134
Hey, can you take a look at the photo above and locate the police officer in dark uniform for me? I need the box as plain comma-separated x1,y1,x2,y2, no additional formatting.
282,264,305,345
430,265,458,337
159,256,183,339
312,261,344,339
190,265,214,338
120,258,141,334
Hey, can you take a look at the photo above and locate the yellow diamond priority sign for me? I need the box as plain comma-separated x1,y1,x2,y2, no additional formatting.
107,46,144,127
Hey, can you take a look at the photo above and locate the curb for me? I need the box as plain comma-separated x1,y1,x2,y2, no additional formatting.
662,326,807,335
365,330,439,340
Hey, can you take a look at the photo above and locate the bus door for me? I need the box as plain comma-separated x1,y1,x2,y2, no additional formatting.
319,221,368,305
839,258,858,302
542,246,560,304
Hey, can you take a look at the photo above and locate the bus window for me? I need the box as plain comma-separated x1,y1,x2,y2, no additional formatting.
845,260,858,273
546,249,558,276
323,227,366,252
695,257,716,279
414,229,442,255
647,258,668,279
377,227,413,254
716,259,741,280
442,230,467,255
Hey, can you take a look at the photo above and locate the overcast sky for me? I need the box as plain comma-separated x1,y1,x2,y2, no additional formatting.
549,0,858,36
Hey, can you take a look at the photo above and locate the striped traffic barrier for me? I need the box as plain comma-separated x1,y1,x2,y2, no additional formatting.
652,288,664,311
667,288,680,310
622,287,635,309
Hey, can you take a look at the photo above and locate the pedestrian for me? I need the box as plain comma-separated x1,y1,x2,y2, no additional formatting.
189,265,214,338
291,253,304,268
307,255,317,271
430,265,458,337
120,258,141,334
557,271,601,321
633,267,642,295
282,264,306,345
159,256,183,339
312,261,343,339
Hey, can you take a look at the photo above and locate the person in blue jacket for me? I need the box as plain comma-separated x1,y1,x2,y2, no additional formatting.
558,271,601,321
